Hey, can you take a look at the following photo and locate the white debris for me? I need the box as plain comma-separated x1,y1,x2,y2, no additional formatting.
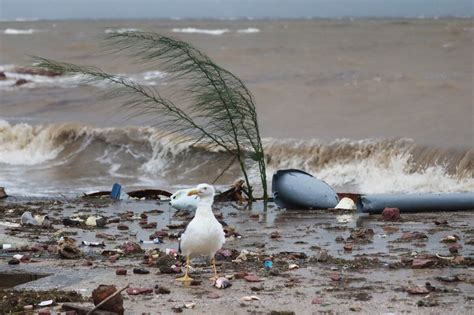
335,197,356,210
169,189,199,211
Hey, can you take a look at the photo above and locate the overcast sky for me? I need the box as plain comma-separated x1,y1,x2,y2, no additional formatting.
0,0,472,20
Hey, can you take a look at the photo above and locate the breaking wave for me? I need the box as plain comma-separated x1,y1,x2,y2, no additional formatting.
0,64,166,90
0,120,472,196
3,28,38,35
172,28,230,35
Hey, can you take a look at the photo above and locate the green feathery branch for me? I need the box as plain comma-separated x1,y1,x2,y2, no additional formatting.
35,31,268,201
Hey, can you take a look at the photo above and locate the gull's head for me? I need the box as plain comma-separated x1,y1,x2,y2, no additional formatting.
187,183,215,199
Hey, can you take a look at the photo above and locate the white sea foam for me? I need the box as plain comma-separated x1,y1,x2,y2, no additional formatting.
4,28,37,35
237,28,260,34
0,120,66,165
104,28,141,34
172,28,230,35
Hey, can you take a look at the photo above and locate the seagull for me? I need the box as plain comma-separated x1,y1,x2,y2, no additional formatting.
177,183,225,282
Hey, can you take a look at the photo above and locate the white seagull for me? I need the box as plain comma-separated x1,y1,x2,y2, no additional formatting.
177,183,225,282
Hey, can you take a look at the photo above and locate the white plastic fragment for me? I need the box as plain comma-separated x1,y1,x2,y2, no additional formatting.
170,189,199,211
241,295,261,301
335,197,356,210
38,300,53,307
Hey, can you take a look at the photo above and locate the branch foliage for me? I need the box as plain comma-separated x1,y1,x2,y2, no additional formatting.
35,31,267,200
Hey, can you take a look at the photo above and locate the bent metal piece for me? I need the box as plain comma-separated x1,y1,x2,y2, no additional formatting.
358,192,474,214
272,169,339,209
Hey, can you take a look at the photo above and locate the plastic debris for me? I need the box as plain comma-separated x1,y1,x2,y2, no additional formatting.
241,295,261,301
126,287,153,295
169,188,199,211
264,260,273,269
111,183,129,200
85,216,106,227
214,277,232,289
140,238,162,244
82,241,105,247
289,264,299,270
335,197,356,210
37,300,53,307
20,212,40,226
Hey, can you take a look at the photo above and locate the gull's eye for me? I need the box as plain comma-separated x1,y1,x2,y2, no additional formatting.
203,187,207,190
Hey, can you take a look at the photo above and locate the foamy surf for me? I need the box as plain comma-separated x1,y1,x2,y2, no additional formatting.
0,65,166,90
0,120,472,197
3,28,37,35
171,28,230,35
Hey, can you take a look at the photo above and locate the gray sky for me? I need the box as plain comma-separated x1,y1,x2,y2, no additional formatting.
0,0,472,20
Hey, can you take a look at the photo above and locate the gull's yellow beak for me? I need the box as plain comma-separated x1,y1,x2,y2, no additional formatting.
187,189,199,196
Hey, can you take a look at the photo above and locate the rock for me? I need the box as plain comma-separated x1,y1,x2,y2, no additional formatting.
433,219,448,225
382,207,400,221
335,236,344,242
270,231,281,239
92,285,124,315
149,230,168,240
58,237,82,259
155,286,171,294
107,218,120,224
406,286,430,294
452,256,465,265
311,297,322,305
8,258,20,265
314,249,329,262
0,72,6,80
14,79,29,86
348,228,374,242
118,241,142,255
126,287,153,295
116,268,127,275
449,243,462,254
133,268,150,274
62,218,82,227
412,258,435,269
329,272,341,281
156,254,178,274
435,275,461,283
207,292,220,299
117,224,129,230
343,243,353,251
0,187,7,198
15,67,61,77
244,274,262,282
400,231,428,241
441,235,460,243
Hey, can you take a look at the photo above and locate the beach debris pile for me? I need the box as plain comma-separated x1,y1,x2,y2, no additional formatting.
0,185,473,314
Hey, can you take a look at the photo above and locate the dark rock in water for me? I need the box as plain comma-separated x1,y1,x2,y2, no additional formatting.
156,254,178,274
14,79,29,86
154,285,171,294
133,267,150,274
58,237,82,259
0,187,7,198
117,224,129,230
115,268,127,276
412,258,435,269
382,207,400,221
62,218,82,227
118,241,142,255
15,67,62,77
0,72,6,80
92,285,124,315
8,258,20,265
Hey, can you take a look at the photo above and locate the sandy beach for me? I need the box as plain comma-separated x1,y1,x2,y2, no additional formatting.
1,196,473,314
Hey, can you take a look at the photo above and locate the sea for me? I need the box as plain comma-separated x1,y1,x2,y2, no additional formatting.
0,18,472,197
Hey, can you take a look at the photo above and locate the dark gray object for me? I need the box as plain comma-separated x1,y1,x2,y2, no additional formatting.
358,192,474,214
272,169,339,209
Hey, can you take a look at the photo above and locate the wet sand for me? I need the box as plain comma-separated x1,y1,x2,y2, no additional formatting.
0,197,473,314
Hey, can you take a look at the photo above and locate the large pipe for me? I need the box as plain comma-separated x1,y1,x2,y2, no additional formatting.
358,192,474,214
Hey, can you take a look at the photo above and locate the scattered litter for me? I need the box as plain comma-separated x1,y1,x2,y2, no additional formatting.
170,188,199,211
85,216,106,227
185,302,196,309
111,183,129,200
140,238,161,244
264,260,273,269
241,295,261,301
214,277,232,289
82,241,105,247
20,212,40,226
335,197,356,210
37,300,53,307
126,287,153,295
441,235,459,243
288,264,299,270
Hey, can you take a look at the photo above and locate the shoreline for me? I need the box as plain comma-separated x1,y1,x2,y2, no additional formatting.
1,197,472,314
